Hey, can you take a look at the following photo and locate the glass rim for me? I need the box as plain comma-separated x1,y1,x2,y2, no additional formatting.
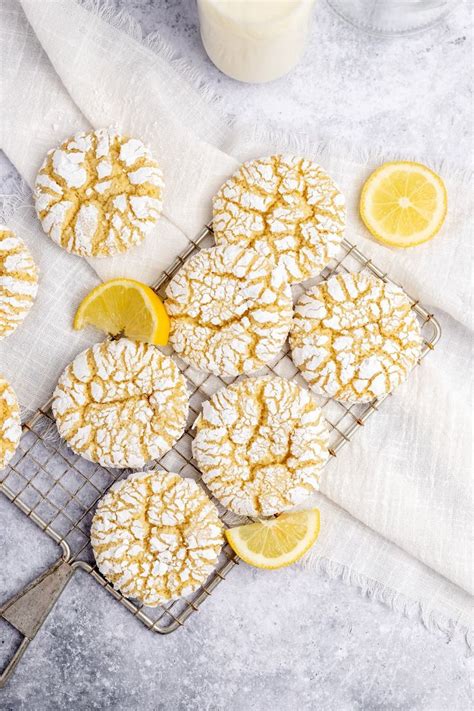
325,0,462,37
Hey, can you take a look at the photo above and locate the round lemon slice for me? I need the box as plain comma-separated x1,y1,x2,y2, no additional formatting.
74,278,169,345
225,509,320,570
360,161,447,247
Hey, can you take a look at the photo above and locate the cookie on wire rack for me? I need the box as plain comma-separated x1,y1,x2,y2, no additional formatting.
91,471,224,606
212,154,345,284
0,377,21,470
165,244,293,376
290,272,423,403
34,128,164,257
193,376,330,517
52,338,188,469
0,226,38,340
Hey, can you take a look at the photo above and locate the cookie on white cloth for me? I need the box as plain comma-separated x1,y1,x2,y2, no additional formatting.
0,377,21,470
212,155,345,284
91,471,224,606
290,272,423,402
34,128,164,257
165,245,293,376
193,376,330,517
0,226,38,340
52,338,188,468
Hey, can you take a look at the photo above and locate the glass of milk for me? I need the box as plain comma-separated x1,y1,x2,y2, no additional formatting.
196,0,317,83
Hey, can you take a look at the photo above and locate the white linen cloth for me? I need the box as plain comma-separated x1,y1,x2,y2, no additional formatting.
0,0,471,639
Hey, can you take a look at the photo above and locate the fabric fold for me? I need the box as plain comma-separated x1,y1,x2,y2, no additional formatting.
20,0,472,327
0,0,470,638
18,0,240,240
1,0,194,287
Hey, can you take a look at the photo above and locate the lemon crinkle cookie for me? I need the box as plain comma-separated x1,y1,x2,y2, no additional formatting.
212,154,345,284
34,128,164,257
290,272,423,403
0,226,38,339
91,471,224,606
165,245,293,376
0,378,21,469
193,376,330,517
53,338,188,468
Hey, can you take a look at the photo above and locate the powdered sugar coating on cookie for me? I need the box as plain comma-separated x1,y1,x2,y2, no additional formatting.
0,377,21,469
193,376,330,517
0,226,38,340
53,339,188,468
91,471,224,606
290,272,423,402
34,128,164,257
165,245,293,376
212,155,345,284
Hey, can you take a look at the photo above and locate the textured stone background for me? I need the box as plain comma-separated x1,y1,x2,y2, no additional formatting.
0,1,472,709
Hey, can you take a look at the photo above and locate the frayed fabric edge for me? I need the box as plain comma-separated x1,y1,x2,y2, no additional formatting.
302,553,473,650
78,0,234,141
232,122,474,185
78,0,473,184
5,0,470,645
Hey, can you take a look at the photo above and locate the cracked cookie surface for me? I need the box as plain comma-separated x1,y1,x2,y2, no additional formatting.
193,376,330,517
212,155,345,284
34,128,164,257
91,470,224,606
0,377,21,469
0,226,38,340
165,245,293,376
290,272,423,402
53,338,188,468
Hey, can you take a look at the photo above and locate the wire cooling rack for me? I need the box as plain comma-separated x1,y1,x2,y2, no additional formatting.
0,225,441,675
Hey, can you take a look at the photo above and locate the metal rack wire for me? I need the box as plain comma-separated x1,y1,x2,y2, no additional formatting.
0,225,441,638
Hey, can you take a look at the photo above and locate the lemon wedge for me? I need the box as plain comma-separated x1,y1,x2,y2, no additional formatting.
225,509,320,570
74,278,169,345
360,161,447,247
